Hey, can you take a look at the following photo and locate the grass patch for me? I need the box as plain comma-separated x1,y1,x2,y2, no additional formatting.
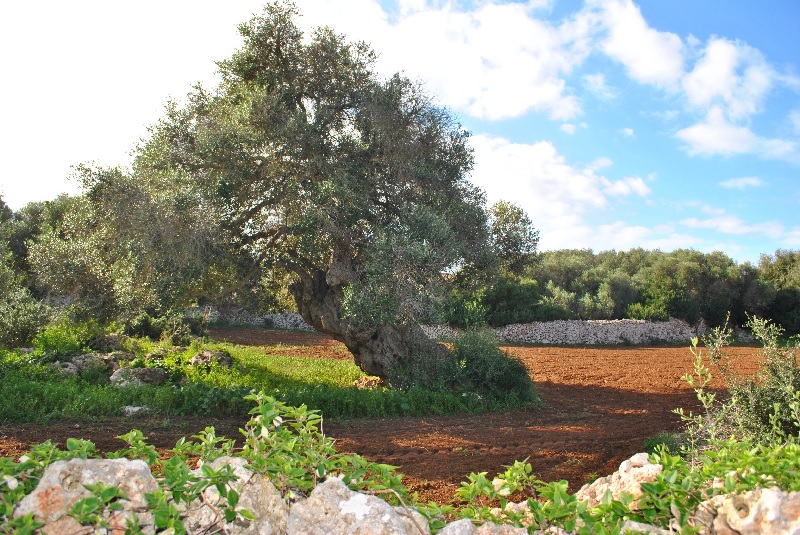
0,336,535,424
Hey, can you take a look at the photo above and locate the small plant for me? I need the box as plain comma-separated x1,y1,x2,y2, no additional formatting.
32,315,103,359
68,482,129,529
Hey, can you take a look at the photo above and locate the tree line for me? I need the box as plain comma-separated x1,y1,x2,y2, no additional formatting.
444,247,800,334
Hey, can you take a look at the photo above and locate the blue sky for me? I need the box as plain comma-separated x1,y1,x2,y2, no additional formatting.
1,0,798,263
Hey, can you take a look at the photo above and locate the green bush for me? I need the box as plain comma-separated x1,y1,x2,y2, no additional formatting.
766,288,800,335
453,328,539,405
525,302,573,322
32,315,103,359
0,288,50,348
479,277,541,327
724,316,800,443
124,311,194,345
626,301,668,321
442,291,487,328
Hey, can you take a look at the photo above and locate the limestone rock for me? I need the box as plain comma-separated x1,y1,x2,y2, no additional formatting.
110,367,168,387
695,487,800,535
475,523,529,534
13,458,158,534
620,520,670,534
286,476,429,535
574,452,662,509
52,361,81,376
190,349,233,368
438,518,477,534
182,456,288,535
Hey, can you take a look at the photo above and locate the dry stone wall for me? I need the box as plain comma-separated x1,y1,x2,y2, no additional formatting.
426,318,699,345
193,307,703,346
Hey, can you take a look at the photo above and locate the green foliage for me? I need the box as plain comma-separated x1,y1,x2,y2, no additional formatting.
487,200,539,276
452,329,539,405
442,290,488,329
724,316,800,443
524,248,779,327
0,334,536,424
123,310,194,346
0,288,50,349
0,235,51,348
479,277,541,327
1,393,412,531
31,315,103,359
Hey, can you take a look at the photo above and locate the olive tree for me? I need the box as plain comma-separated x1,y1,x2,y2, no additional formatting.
134,2,491,381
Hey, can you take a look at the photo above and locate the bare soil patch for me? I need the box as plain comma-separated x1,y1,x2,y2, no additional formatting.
0,329,760,505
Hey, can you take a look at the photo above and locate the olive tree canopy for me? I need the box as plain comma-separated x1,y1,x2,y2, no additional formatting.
135,1,492,380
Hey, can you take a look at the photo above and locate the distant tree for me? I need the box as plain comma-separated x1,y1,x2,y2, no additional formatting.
0,196,12,224
130,2,492,382
488,200,539,276
760,250,800,334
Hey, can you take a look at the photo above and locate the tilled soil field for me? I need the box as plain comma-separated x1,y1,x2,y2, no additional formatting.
0,328,760,504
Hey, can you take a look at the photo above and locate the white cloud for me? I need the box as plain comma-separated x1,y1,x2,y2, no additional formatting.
682,214,784,238
560,123,577,134
719,177,763,189
622,127,634,136
469,134,660,251
305,1,593,121
591,0,684,88
676,107,798,159
791,110,800,135
602,176,650,197
583,73,616,98
682,37,773,120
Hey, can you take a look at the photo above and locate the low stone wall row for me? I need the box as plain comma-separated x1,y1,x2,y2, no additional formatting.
192,308,706,345
14,453,800,534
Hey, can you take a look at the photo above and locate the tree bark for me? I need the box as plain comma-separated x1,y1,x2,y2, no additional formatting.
289,268,451,382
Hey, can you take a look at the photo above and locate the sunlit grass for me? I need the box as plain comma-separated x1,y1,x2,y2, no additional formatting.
0,336,531,423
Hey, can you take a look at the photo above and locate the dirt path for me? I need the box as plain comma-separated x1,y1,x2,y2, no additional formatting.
0,329,760,504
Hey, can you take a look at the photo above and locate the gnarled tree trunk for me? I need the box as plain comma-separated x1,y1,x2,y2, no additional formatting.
289,269,451,382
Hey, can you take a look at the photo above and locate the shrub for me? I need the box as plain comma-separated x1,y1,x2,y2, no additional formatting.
32,315,103,359
442,291,487,328
626,301,668,321
453,328,539,405
0,288,50,348
724,316,800,443
386,342,464,392
480,277,542,327
124,311,194,345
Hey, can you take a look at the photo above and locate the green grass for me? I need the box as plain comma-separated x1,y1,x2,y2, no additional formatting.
0,338,534,424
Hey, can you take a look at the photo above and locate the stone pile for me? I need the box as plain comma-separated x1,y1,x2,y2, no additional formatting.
496,319,696,345
423,318,698,345
196,308,700,346
13,453,800,534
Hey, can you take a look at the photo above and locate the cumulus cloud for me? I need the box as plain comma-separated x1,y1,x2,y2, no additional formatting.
602,176,650,197
682,37,773,120
676,107,797,159
583,73,616,98
560,123,577,134
622,127,634,136
300,0,593,121
682,213,784,238
591,0,684,88
719,177,764,189
469,134,661,251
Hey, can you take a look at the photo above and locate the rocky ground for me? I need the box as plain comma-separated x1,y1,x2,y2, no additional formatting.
0,328,760,505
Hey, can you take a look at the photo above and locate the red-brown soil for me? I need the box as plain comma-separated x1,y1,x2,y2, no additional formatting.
0,328,760,505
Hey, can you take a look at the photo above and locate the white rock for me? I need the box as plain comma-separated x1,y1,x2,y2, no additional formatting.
286,477,429,535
